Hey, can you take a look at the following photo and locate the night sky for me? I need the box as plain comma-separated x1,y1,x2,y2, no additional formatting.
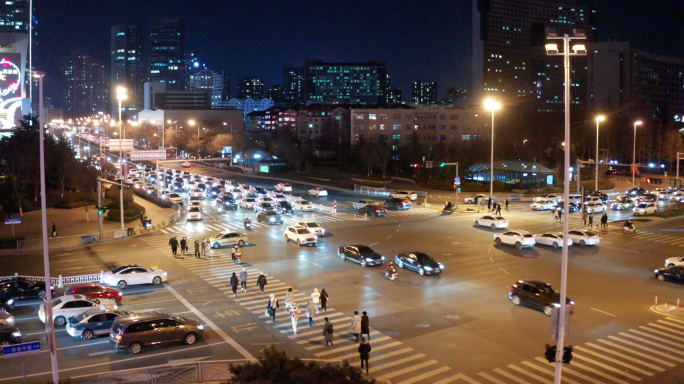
34,0,684,105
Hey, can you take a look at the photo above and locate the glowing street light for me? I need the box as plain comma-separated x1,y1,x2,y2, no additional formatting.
595,115,605,191
484,98,501,198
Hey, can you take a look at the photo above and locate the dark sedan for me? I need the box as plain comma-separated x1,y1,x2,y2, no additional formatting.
279,202,294,215
385,198,412,210
626,187,647,196
218,198,238,210
0,277,54,300
655,266,684,283
0,324,21,347
395,252,444,276
551,202,578,213
257,211,284,225
509,280,574,316
0,292,14,312
358,204,387,217
338,245,385,267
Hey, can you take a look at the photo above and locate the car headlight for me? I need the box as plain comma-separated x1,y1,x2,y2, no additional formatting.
6,299,14,305
569,300,575,305
50,285,55,290
381,256,385,261
314,235,318,240
424,266,433,271
7,316,14,323
438,263,445,269
162,272,168,276
655,269,660,273
198,324,204,330
270,218,275,222
365,258,375,262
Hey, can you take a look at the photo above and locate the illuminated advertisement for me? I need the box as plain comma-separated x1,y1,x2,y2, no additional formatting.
0,53,23,129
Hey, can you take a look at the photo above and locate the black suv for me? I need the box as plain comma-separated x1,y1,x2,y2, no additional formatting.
0,277,54,300
279,202,294,215
110,311,204,354
385,197,412,210
509,280,574,316
0,324,21,347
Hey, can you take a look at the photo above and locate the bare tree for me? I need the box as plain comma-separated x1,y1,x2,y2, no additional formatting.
54,138,75,197
373,141,391,178
359,141,376,176
71,164,98,222
662,129,684,171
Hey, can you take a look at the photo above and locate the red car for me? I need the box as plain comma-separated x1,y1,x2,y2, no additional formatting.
64,283,122,304
181,162,192,168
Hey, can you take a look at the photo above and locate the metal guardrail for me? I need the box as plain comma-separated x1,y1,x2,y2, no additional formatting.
2,272,103,288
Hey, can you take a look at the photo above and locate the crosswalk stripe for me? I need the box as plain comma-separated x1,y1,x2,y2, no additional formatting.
314,336,391,357
628,329,684,349
584,342,665,371
433,373,484,384
305,330,381,351
533,358,604,384
492,368,531,384
574,346,653,375
667,239,684,246
396,365,451,384
507,365,553,384
563,360,630,384
618,332,684,356
658,319,684,331
287,317,352,338
274,312,343,328
235,289,298,301
367,353,425,373
666,316,684,325
570,353,641,381
606,336,684,362
238,292,303,306
367,347,414,363
596,339,677,366
520,361,582,384
660,237,684,244
377,360,438,380
477,372,507,384
160,229,170,234
332,341,402,361
646,322,684,336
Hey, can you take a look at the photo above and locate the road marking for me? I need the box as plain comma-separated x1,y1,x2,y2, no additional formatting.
571,353,642,380
507,365,552,384
606,336,684,362
369,353,425,372
433,373,484,384
533,358,604,384
498,267,509,274
379,360,438,380
629,328,684,348
369,242,379,246
596,339,677,366
493,368,532,383
489,256,494,262
57,266,91,271
368,347,414,362
397,366,451,384
583,342,663,371
386,235,393,239
520,361,582,384
168,356,210,365
574,347,652,376
163,284,255,360
590,308,616,317
564,360,631,383
88,350,114,356
477,372,507,384
313,257,329,261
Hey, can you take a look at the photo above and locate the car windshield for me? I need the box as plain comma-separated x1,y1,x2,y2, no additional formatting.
169,194,180,198
189,207,200,212
52,298,62,307
296,229,311,234
245,199,255,202
111,266,130,273
416,254,435,263
300,201,311,205
357,246,375,255
305,222,320,228
538,285,558,295
266,212,277,216
495,217,505,220
522,234,534,238
172,315,188,324
73,311,89,322
584,231,597,236
637,204,648,208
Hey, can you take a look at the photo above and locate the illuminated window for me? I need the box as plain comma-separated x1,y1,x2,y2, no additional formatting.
462,135,471,140
369,114,377,120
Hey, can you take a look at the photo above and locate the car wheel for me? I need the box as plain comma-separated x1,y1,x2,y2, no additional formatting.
361,260,367,268
622,228,627,233
543,305,553,316
238,240,245,246
212,243,220,249
491,224,496,229
129,342,143,354
82,329,95,340
117,280,127,289
419,268,425,276
515,242,522,250
511,295,521,306
54,316,66,327
339,252,346,261
495,237,502,245
474,221,479,227
580,240,586,247
657,274,665,281
668,264,676,268
397,260,404,268
285,235,290,242
553,242,559,249
152,276,162,285
38,290,46,299
109,297,118,304
297,239,302,246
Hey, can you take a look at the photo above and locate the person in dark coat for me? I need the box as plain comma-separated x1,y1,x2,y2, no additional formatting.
230,272,238,297
487,198,492,212
180,237,187,255
256,272,267,295
358,337,371,375
169,236,178,256
601,213,608,230
267,294,278,322
323,317,334,346
588,213,594,229
319,288,329,313
51,223,58,238
505,198,509,212
495,203,502,216
194,240,201,258
361,311,370,340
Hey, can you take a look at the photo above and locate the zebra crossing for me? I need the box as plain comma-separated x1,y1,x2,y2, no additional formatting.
623,230,684,247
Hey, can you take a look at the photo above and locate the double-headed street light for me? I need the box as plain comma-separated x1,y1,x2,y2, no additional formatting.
545,28,586,384
595,115,605,191
633,121,642,186
484,98,501,199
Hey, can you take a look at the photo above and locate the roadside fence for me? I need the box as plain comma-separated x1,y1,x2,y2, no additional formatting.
1,271,103,288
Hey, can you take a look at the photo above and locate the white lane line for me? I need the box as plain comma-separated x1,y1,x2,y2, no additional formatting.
162,284,255,360
571,353,642,380
379,360,439,380
477,372,507,384
533,358,604,384
606,336,684,362
520,361,582,384
493,368,532,384
574,346,652,376
369,242,379,246
396,365,451,384
329,341,402,361
590,308,616,317
89,350,115,356
584,341,663,371
498,267,509,274
507,365,553,384
596,339,677,366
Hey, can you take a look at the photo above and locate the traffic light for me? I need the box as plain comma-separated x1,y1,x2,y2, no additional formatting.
97,206,106,215
563,346,573,364
645,178,652,184
458,187,462,192
544,344,556,363
440,163,446,167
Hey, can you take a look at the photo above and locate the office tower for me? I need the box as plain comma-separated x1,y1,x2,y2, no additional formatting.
283,65,305,104
472,0,597,112
148,17,186,90
412,81,438,104
444,87,469,103
188,69,224,106
387,87,402,104
305,60,388,105
238,77,264,99
111,24,144,115
266,85,283,101
0,0,29,33
61,55,108,117
223,74,231,100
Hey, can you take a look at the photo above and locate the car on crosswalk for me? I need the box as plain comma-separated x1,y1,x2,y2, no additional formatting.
209,231,248,248
297,221,325,236
272,194,288,203
473,215,508,229
584,202,607,213
533,194,561,203
493,230,535,249
353,200,378,209
566,230,600,246
102,265,168,289
284,226,317,246
239,198,257,210
464,194,488,204
39,295,117,326
633,203,657,215
610,196,635,210
257,211,284,225
533,233,573,248
358,204,387,217
308,188,328,197
187,207,202,221
67,307,130,340
531,200,556,211
655,266,684,283
292,200,314,212
509,280,574,316
190,188,205,198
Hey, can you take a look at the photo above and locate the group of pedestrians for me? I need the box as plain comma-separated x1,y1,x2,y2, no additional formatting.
282,287,329,334
351,311,372,374
168,236,211,258
475,196,509,214
229,268,250,297
581,210,609,230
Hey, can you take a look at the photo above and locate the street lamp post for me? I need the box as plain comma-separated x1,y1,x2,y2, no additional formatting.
595,115,605,192
189,119,200,158
116,87,127,230
484,98,501,199
546,28,586,384
633,121,642,186
33,70,60,384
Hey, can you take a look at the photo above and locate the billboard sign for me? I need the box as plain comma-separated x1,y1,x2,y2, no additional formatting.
108,139,134,152
0,54,22,104
223,146,232,154
130,150,167,161
259,165,270,173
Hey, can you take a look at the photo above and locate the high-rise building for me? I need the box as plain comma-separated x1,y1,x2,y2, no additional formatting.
283,65,305,104
223,74,231,100
111,24,144,115
472,0,597,112
0,0,29,33
444,87,469,103
238,77,264,99
61,55,108,117
387,87,402,104
412,81,438,104
305,60,388,105
266,85,283,101
148,18,186,90
188,69,224,106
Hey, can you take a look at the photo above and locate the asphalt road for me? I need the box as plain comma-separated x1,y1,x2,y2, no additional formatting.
3,162,684,383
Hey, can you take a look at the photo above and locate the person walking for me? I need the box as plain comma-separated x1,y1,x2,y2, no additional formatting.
319,288,329,313
476,200,481,213
495,203,502,216
289,302,299,335
582,210,588,227
194,240,201,258
350,311,362,342
306,300,315,327
267,294,279,323
180,237,187,255
505,198,509,212
361,311,371,340
588,213,594,229
51,223,59,238
257,272,267,295
169,236,179,256
239,268,248,292
285,288,294,311
323,317,334,346
311,288,321,314
601,213,608,231
230,272,238,297
201,239,208,256
487,197,492,212
558,208,563,222
358,337,371,375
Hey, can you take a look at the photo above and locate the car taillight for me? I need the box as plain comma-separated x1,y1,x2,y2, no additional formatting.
337,248,341,252
376,210,380,212
510,286,515,290
114,334,123,340
70,324,76,329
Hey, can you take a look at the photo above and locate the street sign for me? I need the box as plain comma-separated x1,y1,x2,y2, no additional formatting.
3,341,41,358
222,146,232,154
454,181,461,185
550,306,571,341
4,218,20,224
455,177,460,182
108,139,134,152
130,150,166,161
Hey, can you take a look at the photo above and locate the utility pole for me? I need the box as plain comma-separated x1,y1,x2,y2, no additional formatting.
439,162,459,209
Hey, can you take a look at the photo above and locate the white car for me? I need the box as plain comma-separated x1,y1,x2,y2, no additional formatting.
308,188,328,197
584,197,602,205
353,200,378,209
658,191,673,200
389,191,417,201
38,295,115,326
271,194,288,203
284,225,317,246
190,188,205,198
665,257,684,268
473,215,509,229
585,202,607,213
567,230,600,246
297,221,325,236
188,200,202,210
257,196,276,205
0,309,14,326
493,230,536,249
187,206,202,221
464,194,488,204
102,264,168,289
293,200,314,212
133,181,145,189
633,203,657,215
275,183,292,192
240,198,257,210
568,194,583,203
534,232,573,248
531,200,556,211
533,194,561,203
